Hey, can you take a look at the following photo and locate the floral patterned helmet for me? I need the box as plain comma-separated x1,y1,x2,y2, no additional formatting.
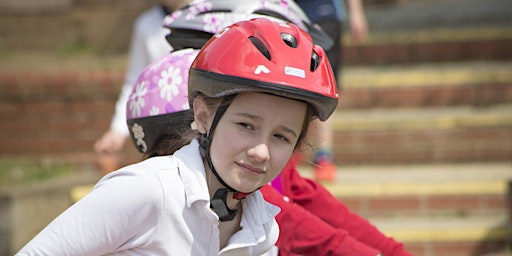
163,0,333,52
126,48,199,153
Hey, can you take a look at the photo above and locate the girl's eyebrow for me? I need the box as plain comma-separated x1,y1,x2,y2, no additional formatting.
234,112,300,138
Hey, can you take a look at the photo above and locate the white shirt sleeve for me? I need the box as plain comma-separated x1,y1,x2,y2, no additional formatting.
109,6,172,136
16,168,166,255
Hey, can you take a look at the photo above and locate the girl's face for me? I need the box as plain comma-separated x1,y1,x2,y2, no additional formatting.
195,92,307,193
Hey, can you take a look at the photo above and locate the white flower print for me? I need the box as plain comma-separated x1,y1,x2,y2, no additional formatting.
186,1,212,20
158,66,182,102
149,106,160,116
131,123,145,140
131,123,147,153
129,81,148,117
203,13,227,34
182,102,190,111
163,10,183,27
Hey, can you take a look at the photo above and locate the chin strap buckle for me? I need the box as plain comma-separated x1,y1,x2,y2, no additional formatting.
233,192,249,200
210,188,238,222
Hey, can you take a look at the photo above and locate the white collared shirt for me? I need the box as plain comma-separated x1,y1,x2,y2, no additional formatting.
17,139,280,256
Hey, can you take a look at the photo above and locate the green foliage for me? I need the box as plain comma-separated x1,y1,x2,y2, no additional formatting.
0,158,74,189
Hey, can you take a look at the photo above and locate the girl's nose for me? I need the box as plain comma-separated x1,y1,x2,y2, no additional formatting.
247,143,270,162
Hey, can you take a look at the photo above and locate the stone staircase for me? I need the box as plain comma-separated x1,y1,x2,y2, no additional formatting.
1,0,511,255
296,0,512,255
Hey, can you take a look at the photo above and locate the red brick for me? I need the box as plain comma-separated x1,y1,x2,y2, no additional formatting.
336,197,365,214
427,195,480,211
430,240,508,256
463,39,512,60
484,194,507,210
359,44,411,65
411,42,462,63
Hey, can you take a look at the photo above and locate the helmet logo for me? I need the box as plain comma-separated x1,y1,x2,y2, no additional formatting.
285,66,305,78
254,65,270,75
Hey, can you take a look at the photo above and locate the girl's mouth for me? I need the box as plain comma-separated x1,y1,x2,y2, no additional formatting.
237,162,265,175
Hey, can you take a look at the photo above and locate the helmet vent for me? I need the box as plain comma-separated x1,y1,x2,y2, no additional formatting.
280,33,298,48
200,9,232,14
249,36,271,60
310,51,320,71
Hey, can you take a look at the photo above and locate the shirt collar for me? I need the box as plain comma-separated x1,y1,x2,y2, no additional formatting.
174,138,280,226
173,139,210,208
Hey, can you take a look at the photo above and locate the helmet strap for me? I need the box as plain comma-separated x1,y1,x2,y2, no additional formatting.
210,188,238,222
198,95,250,221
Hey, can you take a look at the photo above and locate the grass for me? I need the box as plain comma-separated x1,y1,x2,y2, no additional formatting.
0,158,74,189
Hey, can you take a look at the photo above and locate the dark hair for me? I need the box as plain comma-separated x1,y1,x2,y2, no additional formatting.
144,110,197,159
146,92,315,159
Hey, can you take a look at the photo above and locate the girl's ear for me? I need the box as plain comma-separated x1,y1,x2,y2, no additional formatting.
193,97,209,135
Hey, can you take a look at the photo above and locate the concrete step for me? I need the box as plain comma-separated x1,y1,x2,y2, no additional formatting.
298,162,512,255
69,162,512,256
1,62,510,165
373,215,510,256
342,0,512,65
321,104,512,164
343,26,512,65
340,60,512,109
364,0,512,32
299,162,512,217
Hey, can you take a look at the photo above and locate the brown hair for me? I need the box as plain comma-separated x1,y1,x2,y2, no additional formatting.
144,110,197,159
146,93,315,159
198,93,315,151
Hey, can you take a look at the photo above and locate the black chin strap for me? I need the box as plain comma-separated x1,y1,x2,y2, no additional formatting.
210,188,238,222
199,95,249,222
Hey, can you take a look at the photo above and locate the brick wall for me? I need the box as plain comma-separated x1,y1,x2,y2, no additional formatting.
0,70,140,169
343,37,512,65
0,0,152,53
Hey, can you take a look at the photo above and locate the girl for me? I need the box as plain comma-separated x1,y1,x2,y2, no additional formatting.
124,48,412,256
159,1,412,255
17,18,338,255
123,16,410,256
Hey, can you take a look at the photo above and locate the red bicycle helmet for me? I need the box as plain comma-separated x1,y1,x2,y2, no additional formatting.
189,17,338,121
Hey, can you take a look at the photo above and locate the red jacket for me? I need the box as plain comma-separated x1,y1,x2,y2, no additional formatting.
261,159,413,256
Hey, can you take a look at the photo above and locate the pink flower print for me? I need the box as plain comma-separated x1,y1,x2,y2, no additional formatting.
163,10,183,27
203,13,228,34
186,1,212,20
280,0,290,9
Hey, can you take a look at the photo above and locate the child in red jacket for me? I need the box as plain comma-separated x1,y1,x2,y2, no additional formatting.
263,158,412,255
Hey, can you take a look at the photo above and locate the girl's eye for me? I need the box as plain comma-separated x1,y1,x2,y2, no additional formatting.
274,134,290,143
238,122,253,130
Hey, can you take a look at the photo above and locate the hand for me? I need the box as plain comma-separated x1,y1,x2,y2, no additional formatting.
349,11,368,43
346,0,369,44
94,130,127,154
